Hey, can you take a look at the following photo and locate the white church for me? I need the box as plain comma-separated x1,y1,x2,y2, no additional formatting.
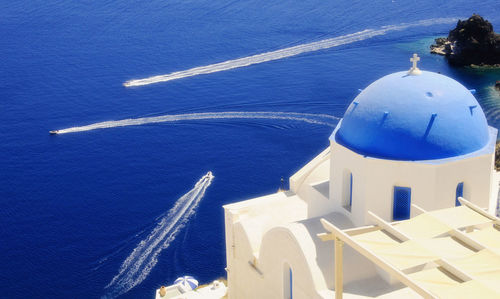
223,55,500,298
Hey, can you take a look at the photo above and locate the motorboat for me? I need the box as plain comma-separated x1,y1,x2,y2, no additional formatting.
155,279,226,299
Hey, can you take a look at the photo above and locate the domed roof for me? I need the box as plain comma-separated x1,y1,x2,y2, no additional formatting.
335,70,489,160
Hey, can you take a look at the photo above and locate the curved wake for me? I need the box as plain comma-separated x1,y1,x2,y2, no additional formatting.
103,172,214,298
123,17,458,87
52,111,339,134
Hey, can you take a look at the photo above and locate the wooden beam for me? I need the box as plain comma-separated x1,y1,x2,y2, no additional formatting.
367,211,410,242
401,260,437,275
471,221,495,230
458,197,499,223
411,204,426,216
317,232,335,241
435,259,473,282
319,218,435,299
449,229,486,252
344,225,381,236
319,225,381,240
335,237,344,299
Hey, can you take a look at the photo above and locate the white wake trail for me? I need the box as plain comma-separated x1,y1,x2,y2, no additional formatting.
123,17,458,87
103,172,214,299
53,111,339,134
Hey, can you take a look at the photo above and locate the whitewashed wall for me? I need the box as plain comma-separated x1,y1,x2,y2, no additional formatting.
330,139,495,226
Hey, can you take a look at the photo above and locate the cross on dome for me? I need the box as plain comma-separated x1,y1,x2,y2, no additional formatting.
408,53,422,75
410,53,420,68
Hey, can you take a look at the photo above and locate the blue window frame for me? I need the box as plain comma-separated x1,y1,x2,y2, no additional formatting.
284,264,292,299
343,170,353,211
393,186,411,220
456,182,464,206
349,173,353,207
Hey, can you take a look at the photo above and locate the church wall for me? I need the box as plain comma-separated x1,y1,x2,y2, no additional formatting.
330,140,363,223
331,141,495,225
289,147,334,219
225,221,261,299
224,194,313,299
226,221,379,299
298,181,332,218
224,207,279,299
258,226,331,299
290,147,330,194
434,154,493,211
259,222,379,294
224,210,234,292
361,156,438,223
489,165,500,214
224,128,495,299
225,205,376,299
340,243,380,285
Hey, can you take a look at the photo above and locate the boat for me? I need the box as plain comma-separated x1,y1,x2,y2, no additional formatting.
49,130,59,135
155,279,226,299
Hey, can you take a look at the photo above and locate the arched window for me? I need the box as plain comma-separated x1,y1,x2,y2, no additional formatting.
343,170,353,212
283,263,292,299
456,182,464,206
393,186,411,220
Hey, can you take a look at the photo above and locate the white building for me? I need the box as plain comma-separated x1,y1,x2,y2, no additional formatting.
223,55,500,298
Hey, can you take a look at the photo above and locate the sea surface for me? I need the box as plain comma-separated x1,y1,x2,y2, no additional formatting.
1,1,499,298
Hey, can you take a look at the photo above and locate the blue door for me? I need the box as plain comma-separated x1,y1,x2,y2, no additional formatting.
456,182,464,206
393,187,411,220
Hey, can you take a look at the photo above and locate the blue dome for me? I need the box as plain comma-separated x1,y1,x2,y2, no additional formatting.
335,71,489,160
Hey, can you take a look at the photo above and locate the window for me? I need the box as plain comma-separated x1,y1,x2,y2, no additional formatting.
349,173,353,207
343,170,353,211
393,186,411,220
456,182,464,206
283,263,292,299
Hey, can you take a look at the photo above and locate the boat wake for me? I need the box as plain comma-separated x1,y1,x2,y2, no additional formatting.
123,17,458,87
103,172,214,299
52,111,339,134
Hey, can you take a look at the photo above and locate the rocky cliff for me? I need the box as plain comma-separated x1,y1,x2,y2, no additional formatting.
431,14,500,66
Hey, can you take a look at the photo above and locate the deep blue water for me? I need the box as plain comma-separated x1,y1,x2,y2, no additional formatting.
1,1,499,298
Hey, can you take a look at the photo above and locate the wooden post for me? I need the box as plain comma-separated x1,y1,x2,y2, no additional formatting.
320,218,435,298
335,237,344,299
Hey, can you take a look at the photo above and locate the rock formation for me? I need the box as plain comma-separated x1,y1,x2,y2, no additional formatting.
431,14,500,66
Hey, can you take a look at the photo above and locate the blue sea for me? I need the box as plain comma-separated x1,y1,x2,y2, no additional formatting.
1,1,499,298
